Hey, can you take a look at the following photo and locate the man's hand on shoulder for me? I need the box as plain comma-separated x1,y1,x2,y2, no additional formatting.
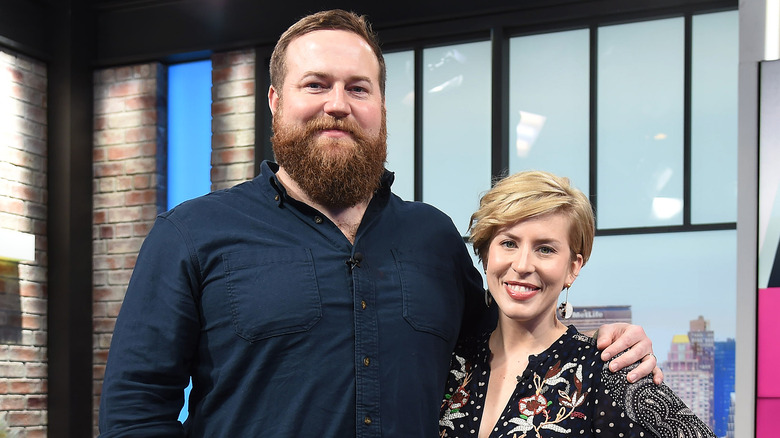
591,323,663,384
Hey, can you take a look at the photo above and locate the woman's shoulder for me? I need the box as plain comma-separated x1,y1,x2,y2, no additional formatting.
568,327,598,347
553,325,604,363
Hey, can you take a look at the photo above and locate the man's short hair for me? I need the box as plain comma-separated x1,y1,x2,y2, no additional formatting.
270,9,386,98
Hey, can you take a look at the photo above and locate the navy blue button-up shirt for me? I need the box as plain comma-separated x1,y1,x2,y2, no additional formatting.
99,161,486,437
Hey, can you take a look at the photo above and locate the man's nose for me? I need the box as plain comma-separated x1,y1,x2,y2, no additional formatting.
324,87,351,118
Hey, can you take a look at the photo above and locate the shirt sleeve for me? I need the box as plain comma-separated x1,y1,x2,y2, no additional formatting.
98,216,202,437
593,360,716,438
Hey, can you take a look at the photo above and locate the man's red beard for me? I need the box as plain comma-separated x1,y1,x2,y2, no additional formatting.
271,106,388,209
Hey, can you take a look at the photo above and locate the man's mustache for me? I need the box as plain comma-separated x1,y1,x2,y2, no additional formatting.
305,116,361,137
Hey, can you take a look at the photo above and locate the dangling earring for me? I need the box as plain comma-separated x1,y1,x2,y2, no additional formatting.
558,284,573,320
482,263,492,307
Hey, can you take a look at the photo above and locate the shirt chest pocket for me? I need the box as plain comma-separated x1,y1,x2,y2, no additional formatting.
393,249,464,343
222,248,322,342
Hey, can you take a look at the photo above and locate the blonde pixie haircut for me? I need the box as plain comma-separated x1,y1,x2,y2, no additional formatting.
469,170,596,267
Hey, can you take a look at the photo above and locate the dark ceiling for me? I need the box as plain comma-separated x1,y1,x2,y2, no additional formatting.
1,0,735,66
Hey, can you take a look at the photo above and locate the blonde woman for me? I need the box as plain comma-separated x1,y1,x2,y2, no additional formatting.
440,170,714,438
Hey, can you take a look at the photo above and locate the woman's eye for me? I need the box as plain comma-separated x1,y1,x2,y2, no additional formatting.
500,240,517,249
538,246,554,255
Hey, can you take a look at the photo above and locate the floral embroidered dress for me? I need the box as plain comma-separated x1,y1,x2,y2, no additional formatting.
439,325,715,438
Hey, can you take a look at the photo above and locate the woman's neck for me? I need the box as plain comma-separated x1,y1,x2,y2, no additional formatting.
489,316,568,363
479,317,568,438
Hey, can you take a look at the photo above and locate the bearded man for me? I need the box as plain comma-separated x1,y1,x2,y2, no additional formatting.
98,9,660,438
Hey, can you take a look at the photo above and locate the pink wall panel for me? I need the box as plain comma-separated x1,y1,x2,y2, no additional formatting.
758,288,780,397
757,397,780,438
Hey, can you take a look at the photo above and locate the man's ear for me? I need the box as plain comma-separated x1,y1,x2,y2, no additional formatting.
268,86,279,114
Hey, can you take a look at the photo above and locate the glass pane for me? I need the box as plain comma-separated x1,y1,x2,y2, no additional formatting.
384,51,416,201
167,59,213,422
759,60,780,289
168,60,212,209
508,29,590,191
574,230,736,432
422,41,492,235
597,18,685,229
691,11,738,224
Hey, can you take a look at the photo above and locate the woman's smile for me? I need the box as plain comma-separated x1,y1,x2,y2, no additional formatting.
503,282,540,300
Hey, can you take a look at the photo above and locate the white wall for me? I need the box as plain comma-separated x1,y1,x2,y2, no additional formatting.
736,0,776,436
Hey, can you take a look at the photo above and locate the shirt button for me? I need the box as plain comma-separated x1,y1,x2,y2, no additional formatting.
363,357,370,366
361,300,367,310
314,216,323,224
364,416,372,425
274,194,279,201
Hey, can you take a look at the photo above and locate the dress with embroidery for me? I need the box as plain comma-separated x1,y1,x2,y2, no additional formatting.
439,325,715,438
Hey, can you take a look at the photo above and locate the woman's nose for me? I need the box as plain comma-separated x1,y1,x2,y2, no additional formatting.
510,250,533,274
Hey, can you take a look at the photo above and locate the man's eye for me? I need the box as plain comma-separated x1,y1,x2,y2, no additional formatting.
306,83,324,89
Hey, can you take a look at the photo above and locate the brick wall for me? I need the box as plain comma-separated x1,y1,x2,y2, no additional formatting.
92,62,166,436
0,50,49,438
211,49,256,191
92,48,257,434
